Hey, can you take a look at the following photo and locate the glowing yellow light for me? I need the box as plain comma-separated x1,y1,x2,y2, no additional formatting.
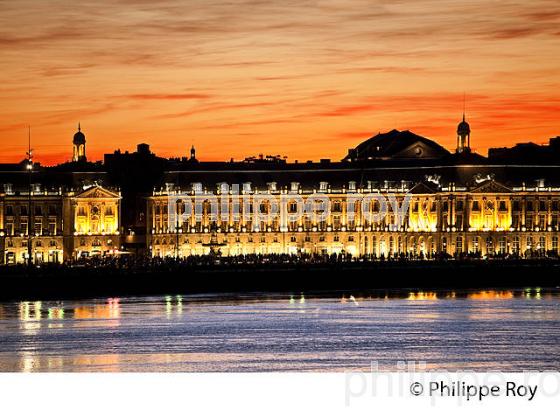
467,291,513,300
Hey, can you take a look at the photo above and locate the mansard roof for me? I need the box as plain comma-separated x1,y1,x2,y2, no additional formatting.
344,129,450,161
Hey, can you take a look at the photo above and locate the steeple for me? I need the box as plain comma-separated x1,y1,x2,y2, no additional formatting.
72,123,87,162
456,109,471,154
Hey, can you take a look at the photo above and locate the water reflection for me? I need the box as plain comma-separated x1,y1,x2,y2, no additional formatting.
468,291,514,300
73,298,120,320
0,289,559,372
165,295,184,318
407,292,438,301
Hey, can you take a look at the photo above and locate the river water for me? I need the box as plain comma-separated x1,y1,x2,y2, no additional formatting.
0,289,559,372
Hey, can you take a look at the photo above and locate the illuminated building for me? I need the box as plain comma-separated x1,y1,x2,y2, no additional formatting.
146,117,560,258
65,185,121,259
0,184,120,264
2,118,560,262
146,178,560,258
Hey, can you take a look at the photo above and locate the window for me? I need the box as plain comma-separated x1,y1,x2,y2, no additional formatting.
499,201,507,212
512,201,520,212
319,181,328,191
539,236,546,250
472,201,480,212
332,201,342,213
456,201,464,211
539,201,547,212
290,236,296,243
34,219,42,235
526,201,534,212
333,216,341,230
348,236,354,242
6,205,14,216
553,237,558,251
3,183,13,194
288,201,298,213
35,206,42,216
499,237,506,254
512,215,520,229
486,237,494,254
456,236,463,252
512,237,520,253
348,181,356,191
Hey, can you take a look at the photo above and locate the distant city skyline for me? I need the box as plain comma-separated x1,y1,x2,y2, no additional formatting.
1,0,560,165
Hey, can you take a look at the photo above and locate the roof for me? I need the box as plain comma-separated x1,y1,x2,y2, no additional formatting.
344,129,450,161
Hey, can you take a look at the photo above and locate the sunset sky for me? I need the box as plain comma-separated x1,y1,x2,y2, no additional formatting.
1,0,560,165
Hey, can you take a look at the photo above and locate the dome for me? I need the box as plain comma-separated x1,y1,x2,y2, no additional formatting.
344,129,450,161
73,124,85,145
457,115,470,135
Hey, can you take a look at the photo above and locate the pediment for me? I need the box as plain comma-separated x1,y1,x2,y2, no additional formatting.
408,182,437,194
75,185,120,199
470,180,512,193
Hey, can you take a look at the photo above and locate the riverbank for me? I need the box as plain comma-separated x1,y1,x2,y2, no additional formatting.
0,259,559,301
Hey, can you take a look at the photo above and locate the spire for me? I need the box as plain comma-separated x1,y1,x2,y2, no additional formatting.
78,122,81,132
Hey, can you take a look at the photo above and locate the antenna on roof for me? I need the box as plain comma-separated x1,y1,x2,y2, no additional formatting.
462,92,466,121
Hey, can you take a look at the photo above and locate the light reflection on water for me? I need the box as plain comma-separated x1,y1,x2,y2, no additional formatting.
0,289,559,372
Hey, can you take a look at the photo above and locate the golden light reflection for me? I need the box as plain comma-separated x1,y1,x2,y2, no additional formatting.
74,299,120,319
407,292,438,301
467,291,514,300
21,352,38,373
